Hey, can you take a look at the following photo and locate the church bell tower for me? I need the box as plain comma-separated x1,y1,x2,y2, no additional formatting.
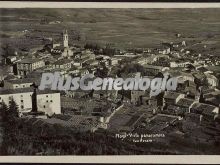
63,30,69,48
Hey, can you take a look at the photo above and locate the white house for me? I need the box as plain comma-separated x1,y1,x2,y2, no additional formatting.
170,61,191,68
110,57,120,66
190,102,219,120
52,58,73,70
205,73,218,87
0,88,61,116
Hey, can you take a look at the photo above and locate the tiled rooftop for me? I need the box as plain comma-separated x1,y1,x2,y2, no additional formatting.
164,91,183,100
176,98,195,107
17,58,43,64
5,78,39,84
0,87,60,95
53,59,73,65
191,103,218,114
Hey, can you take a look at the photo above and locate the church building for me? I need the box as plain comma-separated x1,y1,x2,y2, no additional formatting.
62,30,74,57
49,30,74,58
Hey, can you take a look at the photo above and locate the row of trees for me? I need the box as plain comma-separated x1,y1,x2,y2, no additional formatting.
84,43,117,56
1,44,16,58
0,99,19,154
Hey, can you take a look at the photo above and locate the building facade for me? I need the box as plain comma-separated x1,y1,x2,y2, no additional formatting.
16,58,45,76
0,88,61,116
4,78,39,89
52,59,73,70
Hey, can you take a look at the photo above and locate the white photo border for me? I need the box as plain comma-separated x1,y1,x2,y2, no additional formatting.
0,1,220,164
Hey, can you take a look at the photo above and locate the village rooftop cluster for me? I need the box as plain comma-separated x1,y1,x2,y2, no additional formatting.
0,28,220,150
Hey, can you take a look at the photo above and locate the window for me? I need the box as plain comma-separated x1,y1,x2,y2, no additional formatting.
46,100,48,103
21,95,23,97
21,105,24,109
23,85,25,87
50,100,53,103
0,97,1,100
43,105,46,108
46,95,48,97
21,100,23,103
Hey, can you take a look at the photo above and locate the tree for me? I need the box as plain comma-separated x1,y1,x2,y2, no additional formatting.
121,63,145,75
154,72,164,78
156,91,165,107
1,44,10,58
8,98,19,117
0,101,8,121
1,101,8,112
95,66,109,78
186,64,196,71
103,44,116,56
45,61,50,65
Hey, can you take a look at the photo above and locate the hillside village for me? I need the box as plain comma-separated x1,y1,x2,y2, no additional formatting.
0,26,220,154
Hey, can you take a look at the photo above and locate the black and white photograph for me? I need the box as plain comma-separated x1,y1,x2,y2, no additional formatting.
0,2,220,162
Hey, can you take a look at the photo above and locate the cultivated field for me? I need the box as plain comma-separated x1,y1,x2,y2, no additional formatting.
1,8,220,50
